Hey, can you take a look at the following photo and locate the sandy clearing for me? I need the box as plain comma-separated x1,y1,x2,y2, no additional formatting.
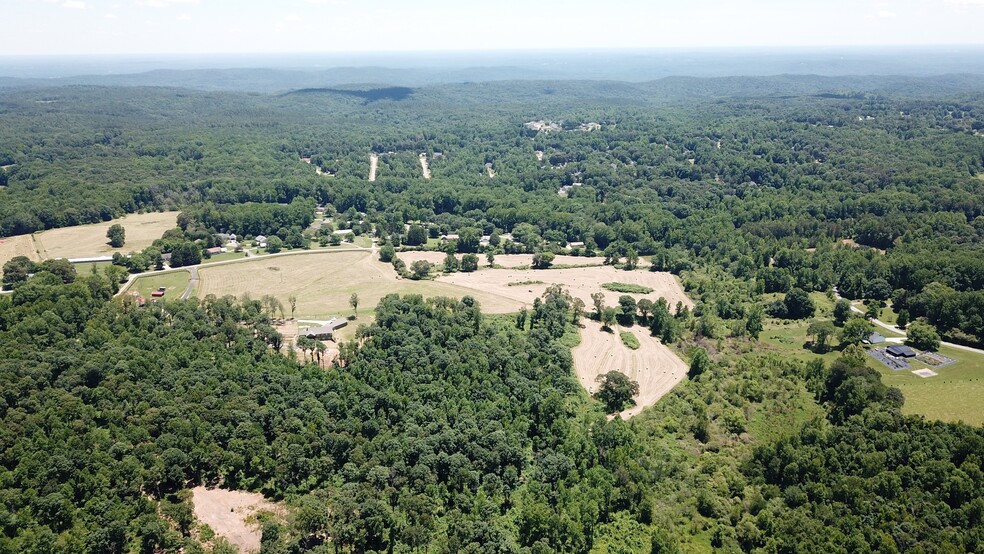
535,150,544,162
35,211,179,261
436,265,693,314
369,153,378,181
419,153,432,179
0,234,41,268
191,487,283,554
573,320,688,419
196,250,516,319
397,252,606,269
485,163,496,178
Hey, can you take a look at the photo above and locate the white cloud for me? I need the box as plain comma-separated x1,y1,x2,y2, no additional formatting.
284,14,301,22
877,9,897,17
105,12,118,18
63,0,86,8
177,13,192,20
137,0,199,7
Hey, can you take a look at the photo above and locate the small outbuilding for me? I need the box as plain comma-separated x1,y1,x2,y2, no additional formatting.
887,345,917,358
864,332,886,345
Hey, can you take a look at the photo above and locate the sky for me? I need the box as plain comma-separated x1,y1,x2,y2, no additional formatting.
2,0,983,56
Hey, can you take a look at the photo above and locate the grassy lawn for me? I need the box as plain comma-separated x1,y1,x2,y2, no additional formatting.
760,316,984,426
876,345,984,426
130,271,191,299
73,261,112,276
204,252,247,263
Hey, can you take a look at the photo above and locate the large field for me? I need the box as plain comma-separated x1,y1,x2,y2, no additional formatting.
398,251,606,269
34,211,179,260
573,320,688,419
194,251,516,319
0,234,40,268
437,265,693,313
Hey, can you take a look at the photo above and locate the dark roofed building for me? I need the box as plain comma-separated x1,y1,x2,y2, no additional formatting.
865,332,886,345
887,344,917,358
300,317,348,340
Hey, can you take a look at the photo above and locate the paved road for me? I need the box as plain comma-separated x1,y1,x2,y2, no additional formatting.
181,267,199,300
836,289,984,356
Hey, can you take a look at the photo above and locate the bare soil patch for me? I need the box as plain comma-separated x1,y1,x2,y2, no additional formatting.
191,487,284,554
36,211,179,260
419,153,432,179
573,320,688,419
369,153,378,181
0,234,41,268
535,150,544,162
437,265,693,314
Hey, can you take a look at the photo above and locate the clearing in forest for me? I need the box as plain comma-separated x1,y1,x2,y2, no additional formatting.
190,487,284,554
0,234,41,268
369,153,378,181
437,264,694,315
397,251,605,269
573,320,688,419
486,163,496,178
419,153,432,179
194,250,514,319
35,211,179,260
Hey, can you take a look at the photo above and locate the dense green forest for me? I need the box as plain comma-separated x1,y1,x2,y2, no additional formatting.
1,77,983,551
1,270,982,552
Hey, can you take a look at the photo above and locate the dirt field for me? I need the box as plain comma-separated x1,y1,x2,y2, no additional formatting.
573,320,688,419
369,153,378,181
0,234,40,268
35,211,179,260
437,265,693,314
419,153,432,179
397,251,606,269
195,251,516,319
191,487,284,554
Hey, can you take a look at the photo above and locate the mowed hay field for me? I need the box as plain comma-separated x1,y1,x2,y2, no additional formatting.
573,320,688,419
438,265,693,314
0,234,40,268
398,251,606,269
195,251,517,319
35,211,180,260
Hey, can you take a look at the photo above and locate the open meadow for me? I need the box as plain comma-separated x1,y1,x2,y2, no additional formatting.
194,251,516,319
0,234,40,268
437,265,693,313
573,320,688,419
398,251,606,269
34,211,179,260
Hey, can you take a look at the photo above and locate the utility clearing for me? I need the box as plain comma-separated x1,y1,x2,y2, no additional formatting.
191,487,284,554
369,153,378,181
573,320,688,419
419,153,432,179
